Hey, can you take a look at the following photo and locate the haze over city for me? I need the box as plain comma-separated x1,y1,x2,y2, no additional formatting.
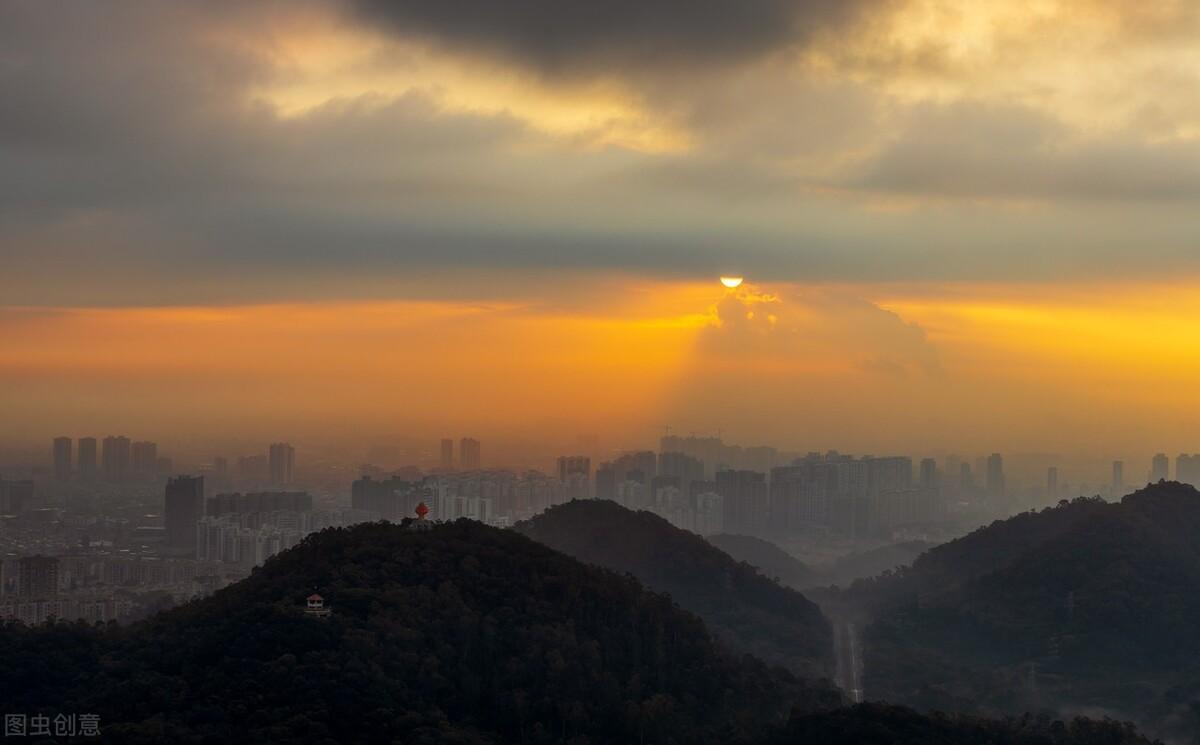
6,2,1200,744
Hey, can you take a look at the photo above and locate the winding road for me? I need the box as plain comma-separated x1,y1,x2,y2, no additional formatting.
833,618,864,703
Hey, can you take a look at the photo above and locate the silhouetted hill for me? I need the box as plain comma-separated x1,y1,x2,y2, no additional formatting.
816,540,934,588
0,520,836,744
708,533,816,588
0,518,1160,744
848,482,1200,741
517,500,834,678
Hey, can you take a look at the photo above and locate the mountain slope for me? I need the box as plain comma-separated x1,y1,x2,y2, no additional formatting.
851,482,1200,741
0,517,1160,744
816,540,934,588
516,500,833,678
0,519,832,744
707,533,816,589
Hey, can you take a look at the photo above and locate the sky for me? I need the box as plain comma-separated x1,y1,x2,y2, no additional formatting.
3,0,1200,459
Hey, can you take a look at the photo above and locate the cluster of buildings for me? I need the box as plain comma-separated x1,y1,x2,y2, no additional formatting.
439,437,482,471
164,476,370,568
44,437,298,493
350,439,949,540
591,446,945,540
0,554,202,625
351,467,584,527
15,432,1200,629
49,435,173,484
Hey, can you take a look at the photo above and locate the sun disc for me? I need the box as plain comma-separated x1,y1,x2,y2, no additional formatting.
720,276,744,289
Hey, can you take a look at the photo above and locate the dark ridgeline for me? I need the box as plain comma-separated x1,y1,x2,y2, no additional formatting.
816,540,935,588
706,532,816,589
516,499,834,679
841,480,1200,742
0,517,1161,744
0,520,833,744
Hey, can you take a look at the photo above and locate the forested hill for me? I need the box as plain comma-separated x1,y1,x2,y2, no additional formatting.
0,518,1161,744
707,533,816,589
849,481,1200,741
516,499,833,678
0,519,835,744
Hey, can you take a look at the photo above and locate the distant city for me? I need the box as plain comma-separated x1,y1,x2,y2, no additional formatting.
0,431,1191,625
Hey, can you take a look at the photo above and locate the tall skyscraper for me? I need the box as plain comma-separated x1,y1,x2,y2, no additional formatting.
595,462,617,501
918,458,939,491
986,453,1005,499
101,435,132,482
1151,452,1169,482
440,438,454,470
1177,454,1200,486
52,437,72,481
77,437,98,481
1111,460,1124,494
132,440,158,475
460,438,481,471
268,442,295,486
1047,466,1059,499
164,475,205,552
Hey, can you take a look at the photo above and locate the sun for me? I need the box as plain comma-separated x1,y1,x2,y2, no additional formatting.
719,276,744,289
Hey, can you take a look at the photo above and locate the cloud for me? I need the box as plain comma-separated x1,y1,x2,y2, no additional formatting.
345,0,876,76
844,101,1200,202
699,287,941,377
5,0,1200,309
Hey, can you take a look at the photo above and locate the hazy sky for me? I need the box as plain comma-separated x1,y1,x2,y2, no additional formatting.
4,1,1200,456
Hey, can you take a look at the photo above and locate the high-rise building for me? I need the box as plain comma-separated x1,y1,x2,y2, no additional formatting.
595,462,617,501
52,437,72,481
77,437,98,481
556,456,592,500
101,435,132,482
715,469,768,536
18,556,59,598
1047,466,1059,499
612,451,657,485
236,454,268,482
459,438,481,471
0,479,33,514
164,475,205,552
556,456,590,482
132,440,158,475
1151,453,1169,482
1176,454,1200,486
440,438,454,470
918,458,939,491
352,476,420,521
268,442,295,486
1180,455,1198,485
658,451,705,491
205,490,313,517
986,453,1005,499
1111,460,1124,494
